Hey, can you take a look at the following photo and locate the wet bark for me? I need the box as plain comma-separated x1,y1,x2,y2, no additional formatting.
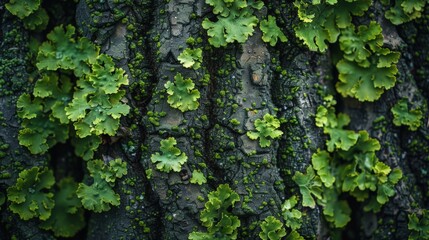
1,0,429,239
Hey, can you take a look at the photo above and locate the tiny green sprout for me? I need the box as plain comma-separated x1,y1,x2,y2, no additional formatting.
151,137,188,173
391,98,423,131
260,15,288,46
190,170,207,185
178,48,203,70
281,196,302,230
165,73,200,112
247,113,283,148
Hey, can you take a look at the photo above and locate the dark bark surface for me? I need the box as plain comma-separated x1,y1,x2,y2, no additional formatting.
1,0,429,239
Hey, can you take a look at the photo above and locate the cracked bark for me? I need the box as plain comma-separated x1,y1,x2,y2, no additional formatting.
1,1,429,239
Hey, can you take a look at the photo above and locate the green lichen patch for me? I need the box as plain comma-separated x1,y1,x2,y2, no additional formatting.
151,137,188,173
294,0,371,52
294,96,403,228
259,216,286,240
385,0,428,24
247,113,283,148
189,184,241,239
190,170,207,185
391,98,423,131
165,73,200,112
202,0,263,47
17,25,129,158
178,48,203,70
6,0,40,19
7,167,55,220
76,159,127,213
40,178,85,237
260,15,288,47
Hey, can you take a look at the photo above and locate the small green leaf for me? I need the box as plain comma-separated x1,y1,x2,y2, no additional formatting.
259,216,287,240
151,137,188,173
260,15,288,46
391,99,423,131
178,48,203,69
190,170,207,185
165,73,200,112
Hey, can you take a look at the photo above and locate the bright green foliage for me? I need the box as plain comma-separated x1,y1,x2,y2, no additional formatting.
259,216,286,240
178,48,203,70
408,210,429,240
295,97,403,227
311,150,335,188
17,92,69,154
385,0,428,25
7,167,55,221
336,22,400,101
151,137,188,173
6,0,40,19
202,0,263,47
315,97,359,152
281,196,302,230
292,166,323,208
76,159,127,212
165,73,200,112
247,113,283,148
190,170,207,185
65,55,130,137
391,99,423,131
260,15,288,46
36,25,98,77
40,178,85,237
17,25,129,157
189,184,241,240
294,0,371,52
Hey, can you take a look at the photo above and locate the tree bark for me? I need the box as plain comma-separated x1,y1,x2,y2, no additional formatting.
1,0,428,239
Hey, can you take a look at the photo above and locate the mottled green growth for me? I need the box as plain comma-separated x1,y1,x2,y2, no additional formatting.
151,137,188,173
17,25,129,157
189,184,240,239
40,178,85,237
22,7,49,31
178,48,203,70
295,97,403,228
281,196,302,230
315,96,359,152
76,159,127,212
190,170,207,185
6,0,40,19
294,0,371,52
65,55,130,138
247,113,283,148
7,167,55,220
408,210,429,239
385,0,428,24
37,25,98,77
165,73,200,112
202,0,263,47
391,99,423,131
336,22,400,101
260,15,288,46
292,166,323,208
259,216,286,240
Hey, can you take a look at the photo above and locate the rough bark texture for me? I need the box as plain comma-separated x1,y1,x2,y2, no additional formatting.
1,0,429,239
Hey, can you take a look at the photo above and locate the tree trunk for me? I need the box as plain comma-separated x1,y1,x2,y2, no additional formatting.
1,0,428,239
